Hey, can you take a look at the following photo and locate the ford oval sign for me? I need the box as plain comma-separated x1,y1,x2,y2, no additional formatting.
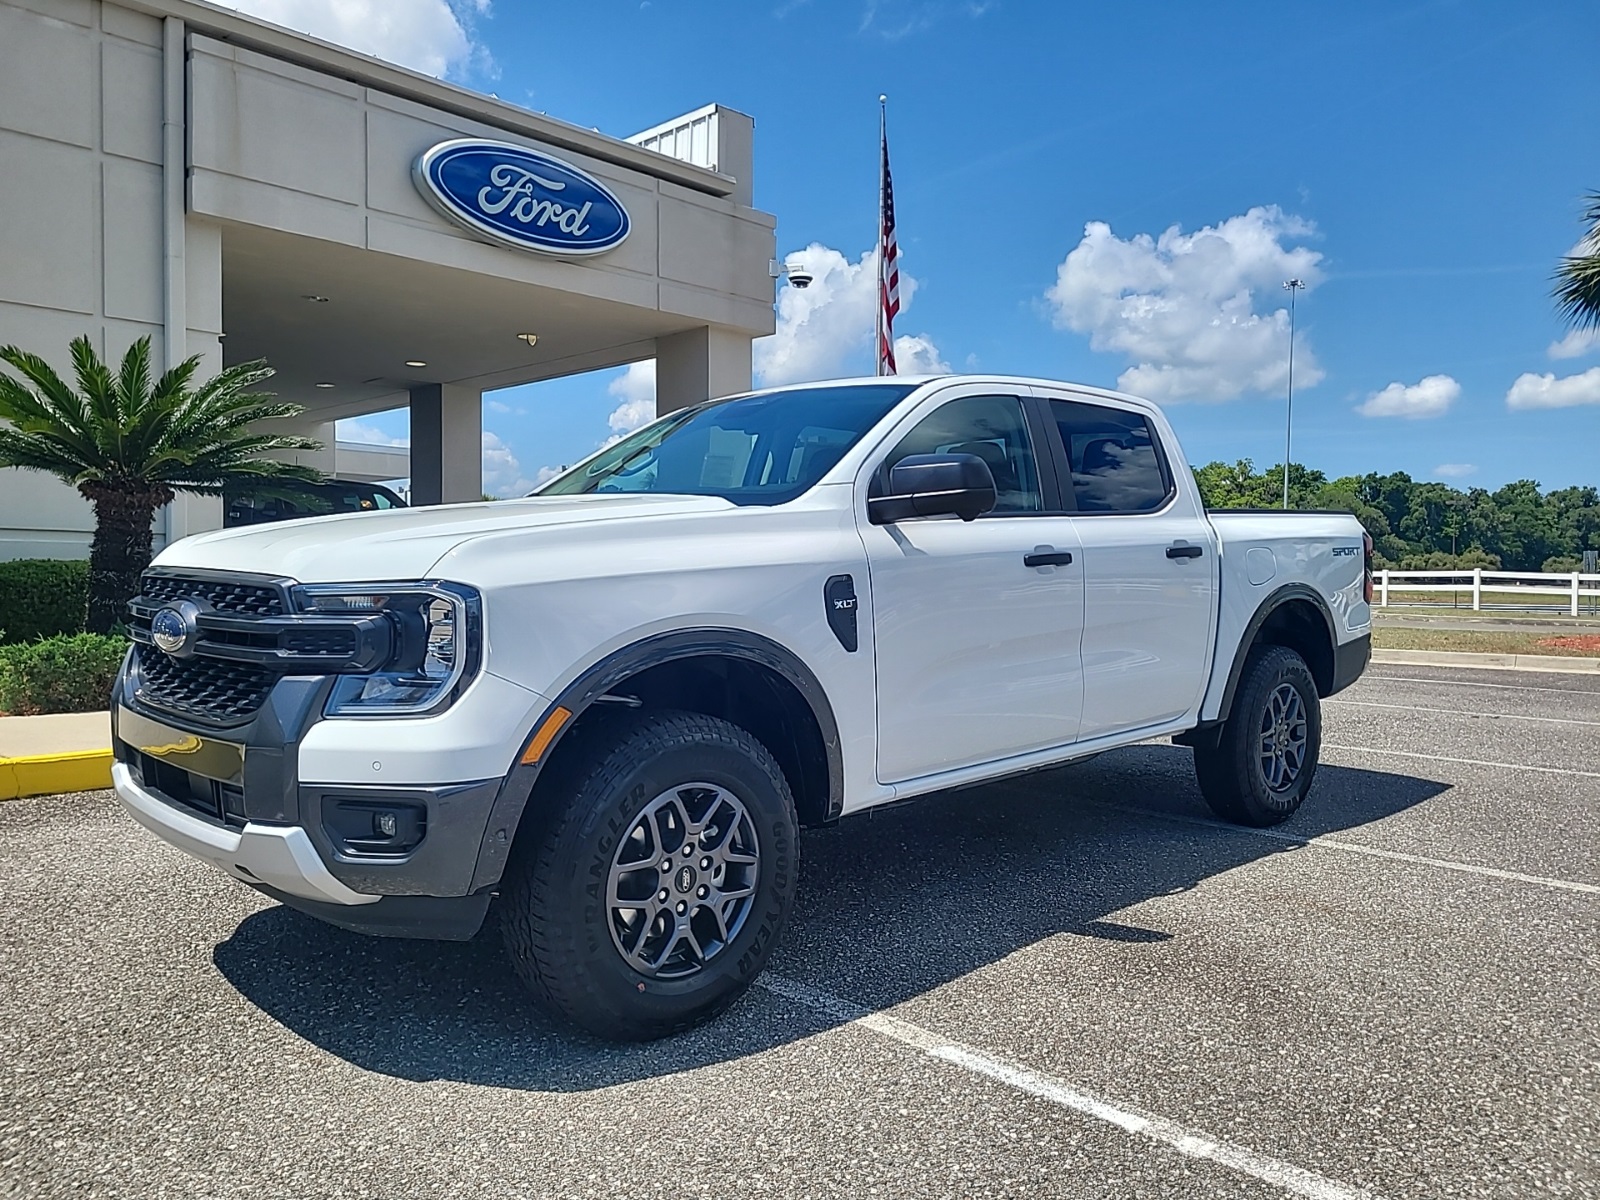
413,139,631,257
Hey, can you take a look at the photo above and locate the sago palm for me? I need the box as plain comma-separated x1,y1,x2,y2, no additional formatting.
0,335,322,633
1553,191,1600,331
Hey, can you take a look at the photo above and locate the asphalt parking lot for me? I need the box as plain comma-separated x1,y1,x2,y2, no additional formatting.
2,663,1596,1199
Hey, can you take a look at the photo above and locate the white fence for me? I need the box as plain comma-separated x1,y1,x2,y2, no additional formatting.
1375,569,1600,616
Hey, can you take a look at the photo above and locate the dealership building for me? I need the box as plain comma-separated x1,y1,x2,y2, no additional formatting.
0,0,777,559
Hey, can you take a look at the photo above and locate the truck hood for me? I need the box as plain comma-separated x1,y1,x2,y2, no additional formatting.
153,494,736,583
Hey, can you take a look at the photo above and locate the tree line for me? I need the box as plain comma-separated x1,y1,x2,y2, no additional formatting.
1193,460,1600,572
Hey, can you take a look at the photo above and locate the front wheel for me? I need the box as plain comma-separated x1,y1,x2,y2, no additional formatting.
1193,645,1322,827
499,709,799,1040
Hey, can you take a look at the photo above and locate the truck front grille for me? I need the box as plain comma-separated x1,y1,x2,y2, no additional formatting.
131,751,246,827
133,642,278,725
138,572,286,617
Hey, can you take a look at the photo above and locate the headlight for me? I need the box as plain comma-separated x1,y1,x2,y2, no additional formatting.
292,582,482,717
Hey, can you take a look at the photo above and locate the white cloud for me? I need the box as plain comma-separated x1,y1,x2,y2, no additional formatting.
892,332,950,375
211,0,487,78
1357,374,1460,420
1432,463,1477,479
605,361,657,445
481,430,535,496
335,419,408,447
754,242,946,385
532,465,565,487
1506,366,1600,411
337,418,535,497
1044,206,1324,403
1548,328,1600,360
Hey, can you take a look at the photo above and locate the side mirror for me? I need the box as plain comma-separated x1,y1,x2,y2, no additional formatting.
868,453,999,524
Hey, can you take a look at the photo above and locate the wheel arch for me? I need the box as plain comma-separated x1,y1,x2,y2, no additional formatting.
1214,584,1338,723
468,629,843,894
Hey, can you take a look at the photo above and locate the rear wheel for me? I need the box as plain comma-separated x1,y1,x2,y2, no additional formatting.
499,709,799,1040
1193,645,1321,827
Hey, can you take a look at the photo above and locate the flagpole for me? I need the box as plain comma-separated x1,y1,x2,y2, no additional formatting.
876,94,887,378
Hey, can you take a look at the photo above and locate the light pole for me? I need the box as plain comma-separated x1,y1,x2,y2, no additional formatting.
1281,278,1306,510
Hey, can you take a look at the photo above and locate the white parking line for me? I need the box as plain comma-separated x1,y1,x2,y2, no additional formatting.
758,974,1383,1200
1324,742,1600,780
1361,673,1600,697
1115,804,1600,895
1327,699,1600,728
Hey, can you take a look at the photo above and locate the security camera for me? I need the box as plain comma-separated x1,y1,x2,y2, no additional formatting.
769,256,815,290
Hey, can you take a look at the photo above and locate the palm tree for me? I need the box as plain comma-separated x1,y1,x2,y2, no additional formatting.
1553,191,1600,330
0,336,323,633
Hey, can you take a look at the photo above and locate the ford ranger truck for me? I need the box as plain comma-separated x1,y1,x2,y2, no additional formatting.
111,375,1372,1040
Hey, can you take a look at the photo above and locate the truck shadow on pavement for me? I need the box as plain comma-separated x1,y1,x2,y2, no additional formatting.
212,743,1446,1090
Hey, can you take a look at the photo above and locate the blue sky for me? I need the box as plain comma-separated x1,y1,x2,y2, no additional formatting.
229,0,1600,493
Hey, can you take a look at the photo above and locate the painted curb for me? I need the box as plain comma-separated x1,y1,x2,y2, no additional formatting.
1371,648,1600,674
0,748,114,800
1,648,1596,799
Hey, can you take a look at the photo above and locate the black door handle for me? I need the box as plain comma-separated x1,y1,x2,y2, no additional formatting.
1024,551,1074,568
1166,544,1204,560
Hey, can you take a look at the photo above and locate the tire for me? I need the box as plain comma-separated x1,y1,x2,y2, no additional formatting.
1193,645,1321,827
499,709,800,1040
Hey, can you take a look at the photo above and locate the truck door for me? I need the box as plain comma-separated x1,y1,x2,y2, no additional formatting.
860,388,1085,785
1038,393,1219,740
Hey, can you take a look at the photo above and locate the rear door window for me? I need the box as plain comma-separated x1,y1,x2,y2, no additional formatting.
1049,399,1172,513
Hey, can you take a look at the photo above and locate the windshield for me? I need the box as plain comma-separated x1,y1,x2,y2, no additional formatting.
537,383,919,505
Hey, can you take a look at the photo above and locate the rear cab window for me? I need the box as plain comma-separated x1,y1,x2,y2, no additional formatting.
1048,399,1173,514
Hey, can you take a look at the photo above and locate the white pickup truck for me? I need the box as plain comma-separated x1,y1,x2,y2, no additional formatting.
111,375,1372,1039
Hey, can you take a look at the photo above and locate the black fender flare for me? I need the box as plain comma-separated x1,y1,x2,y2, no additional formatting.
467,628,843,893
1213,582,1337,723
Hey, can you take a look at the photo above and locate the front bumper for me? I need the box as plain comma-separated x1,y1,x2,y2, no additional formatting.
110,661,530,938
113,761,375,906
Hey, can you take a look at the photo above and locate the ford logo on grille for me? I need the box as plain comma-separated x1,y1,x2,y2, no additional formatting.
150,601,200,658
413,138,631,257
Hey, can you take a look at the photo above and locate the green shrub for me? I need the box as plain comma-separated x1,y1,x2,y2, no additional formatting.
1542,554,1585,573
0,633,126,715
0,559,89,643
1396,549,1502,571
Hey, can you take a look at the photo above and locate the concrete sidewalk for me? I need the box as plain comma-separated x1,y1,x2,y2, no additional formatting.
1370,647,1600,673
0,711,112,800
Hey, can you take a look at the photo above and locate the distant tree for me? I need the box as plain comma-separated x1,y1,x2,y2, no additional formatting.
0,336,321,632
1553,191,1600,330
1191,459,1327,510
1398,548,1501,571
1543,554,1585,573
1188,458,1600,572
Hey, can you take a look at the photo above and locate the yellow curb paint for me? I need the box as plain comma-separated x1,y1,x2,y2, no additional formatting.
0,749,114,800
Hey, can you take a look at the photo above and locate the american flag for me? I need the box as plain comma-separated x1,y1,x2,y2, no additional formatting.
877,118,900,376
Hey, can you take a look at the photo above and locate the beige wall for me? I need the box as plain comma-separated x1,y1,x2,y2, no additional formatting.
0,0,774,560
0,1,224,560
187,35,776,341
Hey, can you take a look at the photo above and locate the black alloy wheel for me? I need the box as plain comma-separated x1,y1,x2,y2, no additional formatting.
1193,645,1322,827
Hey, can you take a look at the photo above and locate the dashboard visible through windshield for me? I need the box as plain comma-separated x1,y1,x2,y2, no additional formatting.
536,383,918,506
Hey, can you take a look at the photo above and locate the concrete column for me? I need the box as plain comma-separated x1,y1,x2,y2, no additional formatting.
409,384,482,505
655,327,754,415
714,108,755,208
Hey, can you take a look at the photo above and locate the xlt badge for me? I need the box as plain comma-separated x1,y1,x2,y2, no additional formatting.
824,574,858,653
